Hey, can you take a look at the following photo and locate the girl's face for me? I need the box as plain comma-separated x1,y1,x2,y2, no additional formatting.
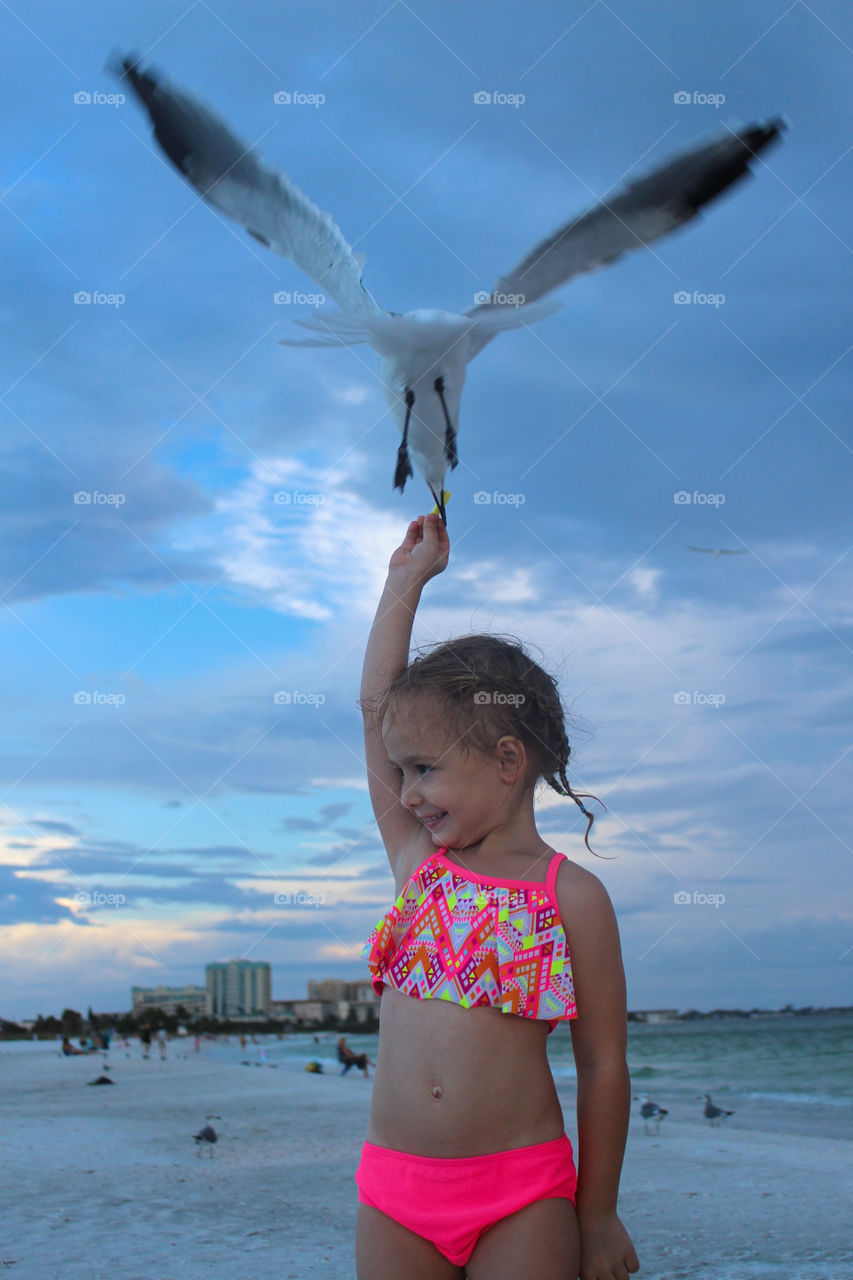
381,696,521,850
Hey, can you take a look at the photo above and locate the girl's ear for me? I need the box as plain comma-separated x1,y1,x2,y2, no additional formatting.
494,735,527,784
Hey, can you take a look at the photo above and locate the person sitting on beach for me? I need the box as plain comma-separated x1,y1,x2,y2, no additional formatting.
338,1036,375,1078
354,514,639,1280
61,1036,84,1056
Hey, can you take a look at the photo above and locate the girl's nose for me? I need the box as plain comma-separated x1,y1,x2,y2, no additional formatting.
401,778,422,808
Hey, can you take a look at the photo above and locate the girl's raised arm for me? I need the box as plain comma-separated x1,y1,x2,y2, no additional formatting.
359,513,449,870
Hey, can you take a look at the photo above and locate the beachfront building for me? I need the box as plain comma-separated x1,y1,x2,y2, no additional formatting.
206,960,271,1018
308,978,378,1004
131,985,208,1018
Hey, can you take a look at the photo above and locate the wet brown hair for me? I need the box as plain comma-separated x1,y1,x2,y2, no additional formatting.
361,633,607,856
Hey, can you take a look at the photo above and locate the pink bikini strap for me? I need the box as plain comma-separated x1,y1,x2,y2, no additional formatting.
545,851,566,905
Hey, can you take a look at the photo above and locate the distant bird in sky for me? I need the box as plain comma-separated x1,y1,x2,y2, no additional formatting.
688,546,750,557
112,53,785,524
635,1093,668,1134
702,1093,735,1125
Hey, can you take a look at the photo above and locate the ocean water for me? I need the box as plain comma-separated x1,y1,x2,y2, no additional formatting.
205,1010,853,1143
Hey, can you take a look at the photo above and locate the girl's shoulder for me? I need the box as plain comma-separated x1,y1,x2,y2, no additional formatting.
551,856,615,933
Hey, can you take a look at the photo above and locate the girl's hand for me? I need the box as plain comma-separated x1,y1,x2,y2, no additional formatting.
578,1210,639,1280
387,513,449,586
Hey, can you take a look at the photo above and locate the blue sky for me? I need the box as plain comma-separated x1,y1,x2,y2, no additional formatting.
1,0,851,1021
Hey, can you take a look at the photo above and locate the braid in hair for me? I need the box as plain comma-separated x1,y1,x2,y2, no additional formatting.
520,661,609,858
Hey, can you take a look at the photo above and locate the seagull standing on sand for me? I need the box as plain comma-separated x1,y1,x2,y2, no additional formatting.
112,53,785,524
702,1093,735,1125
193,1115,220,1156
635,1093,668,1135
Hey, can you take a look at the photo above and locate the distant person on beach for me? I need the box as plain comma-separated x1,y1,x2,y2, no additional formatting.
156,1027,167,1059
61,1036,83,1056
139,1025,152,1059
337,1036,375,1078
354,514,639,1279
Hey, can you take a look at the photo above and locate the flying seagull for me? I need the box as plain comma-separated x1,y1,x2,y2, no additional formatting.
687,546,750,557
111,53,785,524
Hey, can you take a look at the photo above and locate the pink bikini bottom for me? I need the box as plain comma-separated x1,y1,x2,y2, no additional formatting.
356,1133,577,1268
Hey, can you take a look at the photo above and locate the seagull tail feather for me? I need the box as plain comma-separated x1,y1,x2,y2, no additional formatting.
278,310,376,348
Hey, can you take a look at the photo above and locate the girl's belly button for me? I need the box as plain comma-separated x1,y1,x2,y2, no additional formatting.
431,1082,443,1099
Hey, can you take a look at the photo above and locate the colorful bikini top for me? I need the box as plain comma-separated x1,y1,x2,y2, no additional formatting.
360,846,578,1033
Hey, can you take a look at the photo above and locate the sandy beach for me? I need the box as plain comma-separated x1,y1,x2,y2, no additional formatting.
1,1038,851,1280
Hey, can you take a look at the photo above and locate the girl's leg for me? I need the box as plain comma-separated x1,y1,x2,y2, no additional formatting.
465,1197,580,1280
356,1203,465,1280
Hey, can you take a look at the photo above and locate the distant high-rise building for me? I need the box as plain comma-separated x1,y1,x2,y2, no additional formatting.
206,960,271,1018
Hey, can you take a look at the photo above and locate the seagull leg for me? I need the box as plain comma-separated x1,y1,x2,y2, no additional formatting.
433,376,458,470
394,388,415,492
428,485,448,527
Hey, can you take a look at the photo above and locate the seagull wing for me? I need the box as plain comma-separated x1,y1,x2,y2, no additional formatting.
465,118,785,358
719,548,749,555
687,546,715,553
112,53,384,318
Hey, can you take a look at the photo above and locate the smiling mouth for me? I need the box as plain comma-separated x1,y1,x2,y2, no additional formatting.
422,812,447,828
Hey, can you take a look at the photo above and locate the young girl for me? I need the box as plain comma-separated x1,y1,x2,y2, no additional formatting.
355,513,640,1280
